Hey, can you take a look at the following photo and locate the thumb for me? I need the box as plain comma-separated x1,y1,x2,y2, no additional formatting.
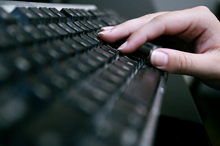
150,48,217,79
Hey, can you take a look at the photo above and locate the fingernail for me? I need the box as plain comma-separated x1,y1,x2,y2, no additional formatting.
118,41,128,50
101,26,114,31
150,50,168,68
98,26,114,35
98,30,111,34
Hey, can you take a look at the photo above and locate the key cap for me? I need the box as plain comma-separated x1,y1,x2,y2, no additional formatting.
38,42,65,61
108,64,130,79
114,60,133,74
63,38,85,53
49,8,67,22
53,62,84,82
87,50,109,63
82,85,109,104
80,21,96,32
0,30,16,51
51,40,76,56
40,7,59,23
86,20,100,30
0,57,13,82
66,22,84,35
23,25,47,42
12,7,39,25
119,57,139,70
22,47,48,69
37,24,59,40
74,21,90,33
91,19,107,28
69,8,84,20
95,47,114,61
100,70,125,85
60,8,78,21
48,23,68,38
72,36,92,50
0,7,17,25
29,7,50,24
79,53,104,69
92,77,117,93
6,25,33,45
38,67,69,91
80,34,99,47
67,57,94,74
77,9,93,20
58,23,77,36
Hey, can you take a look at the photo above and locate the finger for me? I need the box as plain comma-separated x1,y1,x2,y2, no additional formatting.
150,48,220,82
98,12,168,43
118,6,217,53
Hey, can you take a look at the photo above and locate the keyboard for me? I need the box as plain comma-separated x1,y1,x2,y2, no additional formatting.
0,1,167,146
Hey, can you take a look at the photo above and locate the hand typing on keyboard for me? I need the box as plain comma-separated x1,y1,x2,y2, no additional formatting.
99,6,220,90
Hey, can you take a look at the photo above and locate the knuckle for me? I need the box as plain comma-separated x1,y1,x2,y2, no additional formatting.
195,6,210,12
176,53,194,74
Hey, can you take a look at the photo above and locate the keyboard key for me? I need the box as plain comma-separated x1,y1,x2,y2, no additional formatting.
92,77,117,93
80,21,96,32
60,8,78,21
80,34,99,47
108,64,130,79
0,58,13,82
87,50,109,63
77,9,93,20
100,70,125,85
38,42,65,61
48,23,68,38
53,62,84,82
79,53,104,69
23,25,47,42
70,8,84,20
0,30,16,50
37,24,59,40
72,36,92,50
12,7,39,25
114,60,133,74
29,7,50,24
74,21,90,33
95,47,114,61
51,40,76,56
38,67,69,91
86,20,100,30
119,57,139,70
0,7,17,25
6,25,33,45
66,22,84,35
40,7,59,23
58,23,77,36
49,8,67,22
67,57,94,74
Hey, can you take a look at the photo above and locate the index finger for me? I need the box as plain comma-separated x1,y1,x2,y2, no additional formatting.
117,6,218,53
98,12,168,43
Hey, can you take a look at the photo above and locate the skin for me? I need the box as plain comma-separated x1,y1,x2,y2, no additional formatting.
98,6,220,90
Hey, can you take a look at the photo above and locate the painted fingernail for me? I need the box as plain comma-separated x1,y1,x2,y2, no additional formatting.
118,41,128,50
150,50,168,68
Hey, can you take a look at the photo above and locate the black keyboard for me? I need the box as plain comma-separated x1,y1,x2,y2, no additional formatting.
0,1,167,146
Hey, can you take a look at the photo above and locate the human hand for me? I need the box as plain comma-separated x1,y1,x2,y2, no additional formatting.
99,6,220,90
